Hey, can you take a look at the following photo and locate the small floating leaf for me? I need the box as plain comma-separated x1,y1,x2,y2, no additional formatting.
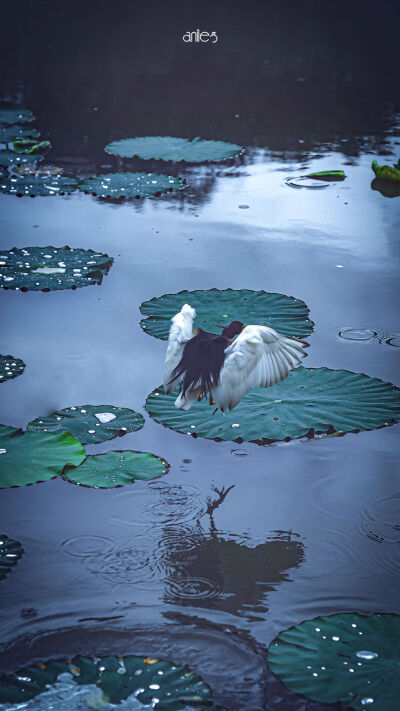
140,288,313,340
0,150,41,167
0,108,35,125
372,160,400,182
28,405,144,444
78,171,185,198
0,425,85,488
105,135,242,162
305,170,346,181
146,367,400,443
0,173,77,196
0,355,25,383
0,125,40,143
0,246,113,291
63,450,169,488
0,654,218,708
0,535,23,581
13,139,51,154
267,612,400,711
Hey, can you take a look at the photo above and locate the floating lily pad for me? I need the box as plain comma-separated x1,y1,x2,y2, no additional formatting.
0,125,40,143
63,450,169,488
0,172,77,196
146,367,400,443
0,150,41,167
105,136,243,163
0,355,25,383
0,535,23,581
0,654,218,708
0,425,85,488
0,246,113,291
372,160,400,182
13,139,51,154
78,171,185,198
140,288,313,340
28,405,145,444
306,170,346,181
0,108,35,125
267,612,400,711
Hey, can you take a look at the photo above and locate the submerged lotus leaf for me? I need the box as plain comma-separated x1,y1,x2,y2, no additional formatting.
0,355,25,383
63,450,169,488
140,288,314,340
0,172,77,196
0,425,85,488
13,139,51,154
0,150,41,167
78,171,185,198
0,535,23,581
0,246,113,291
105,135,242,162
0,108,35,125
372,160,400,182
28,405,145,444
0,654,218,708
146,367,400,443
0,125,40,143
11,164,63,176
267,612,400,711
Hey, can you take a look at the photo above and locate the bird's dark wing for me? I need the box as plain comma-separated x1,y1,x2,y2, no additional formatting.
171,330,228,397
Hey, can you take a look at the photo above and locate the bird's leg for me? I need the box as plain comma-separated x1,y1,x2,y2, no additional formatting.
197,395,204,401
209,394,215,406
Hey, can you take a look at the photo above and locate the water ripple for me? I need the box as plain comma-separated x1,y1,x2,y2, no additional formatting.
61,535,114,558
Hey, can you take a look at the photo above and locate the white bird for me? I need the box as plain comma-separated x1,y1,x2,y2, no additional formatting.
164,304,308,411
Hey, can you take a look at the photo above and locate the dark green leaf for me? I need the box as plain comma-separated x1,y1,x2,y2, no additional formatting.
0,355,25,383
0,173,77,196
0,126,40,143
105,135,242,162
13,139,51,154
28,405,144,444
0,108,35,125
0,535,23,581
78,171,185,198
0,150,41,167
63,450,169,488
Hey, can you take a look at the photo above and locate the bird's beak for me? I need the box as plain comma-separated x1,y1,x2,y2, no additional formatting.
194,328,199,334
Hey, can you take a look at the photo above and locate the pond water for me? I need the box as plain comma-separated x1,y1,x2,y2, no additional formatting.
0,2,399,710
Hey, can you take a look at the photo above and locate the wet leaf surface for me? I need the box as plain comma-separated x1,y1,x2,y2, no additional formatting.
63,450,169,488
0,355,25,383
105,135,242,162
78,171,185,198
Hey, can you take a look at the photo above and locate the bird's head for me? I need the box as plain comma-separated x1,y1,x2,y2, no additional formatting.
221,321,244,340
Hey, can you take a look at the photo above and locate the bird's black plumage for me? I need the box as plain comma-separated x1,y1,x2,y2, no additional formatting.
170,329,229,397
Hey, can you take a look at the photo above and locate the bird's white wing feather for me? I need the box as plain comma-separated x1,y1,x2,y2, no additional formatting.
164,304,196,393
212,325,307,411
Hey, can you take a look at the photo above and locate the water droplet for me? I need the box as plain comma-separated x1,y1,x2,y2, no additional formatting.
94,411,117,424
332,636,340,642
356,651,378,661
361,699,374,705
238,204,249,209
231,423,240,428
0,448,7,454
88,430,96,434
230,448,248,456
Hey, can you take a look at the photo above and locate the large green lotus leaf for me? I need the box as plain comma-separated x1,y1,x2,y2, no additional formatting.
372,160,400,182
63,450,169,488
0,654,218,708
28,405,145,444
0,246,113,291
105,135,242,162
145,367,400,443
267,613,400,711
0,172,77,196
0,425,85,488
0,125,40,143
78,171,185,198
140,288,314,340
0,108,35,125
0,355,25,383
0,535,23,581
0,150,41,167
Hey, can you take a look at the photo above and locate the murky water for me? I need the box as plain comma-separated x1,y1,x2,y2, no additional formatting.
0,2,399,710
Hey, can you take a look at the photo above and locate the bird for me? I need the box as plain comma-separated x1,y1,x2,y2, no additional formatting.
164,304,308,411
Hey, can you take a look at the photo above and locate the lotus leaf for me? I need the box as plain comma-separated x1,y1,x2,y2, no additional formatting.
267,612,400,711
0,126,40,143
0,355,25,383
140,288,314,340
372,160,400,182
0,246,113,291
0,172,77,196
63,450,169,488
105,135,242,162
0,535,23,581
28,405,145,444
0,654,218,708
78,171,185,198
306,170,346,180
0,425,85,488
145,367,400,443
0,108,35,125
0,150,41,167
13,139,51,154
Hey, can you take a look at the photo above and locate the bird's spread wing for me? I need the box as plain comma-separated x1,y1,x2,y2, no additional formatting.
212,325,308,411
164,304,196,393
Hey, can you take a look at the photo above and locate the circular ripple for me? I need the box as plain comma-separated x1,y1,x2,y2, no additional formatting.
338,328,378,342
87,544,156,584
285,176,330,189
386,334,400,348
361,494,400,546
61,535,114,558
109,483,202,527
164,575,222,601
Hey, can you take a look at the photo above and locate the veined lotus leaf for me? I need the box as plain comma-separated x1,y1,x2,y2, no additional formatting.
0,535,23,581
28,405,145,444
372,160,400,182
78,171,185,198
140,288,314,340
0,246,113,291
267,612,400,711
63,450,169,488
0,172,77,196
105,135,243,162
145,367,400,443
0,125,40,143
0,150,41,167
0,108,35,125
13,139,51,154
0,425,85,488
0,654,218,709
0,355,25,383
306,170,346,181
